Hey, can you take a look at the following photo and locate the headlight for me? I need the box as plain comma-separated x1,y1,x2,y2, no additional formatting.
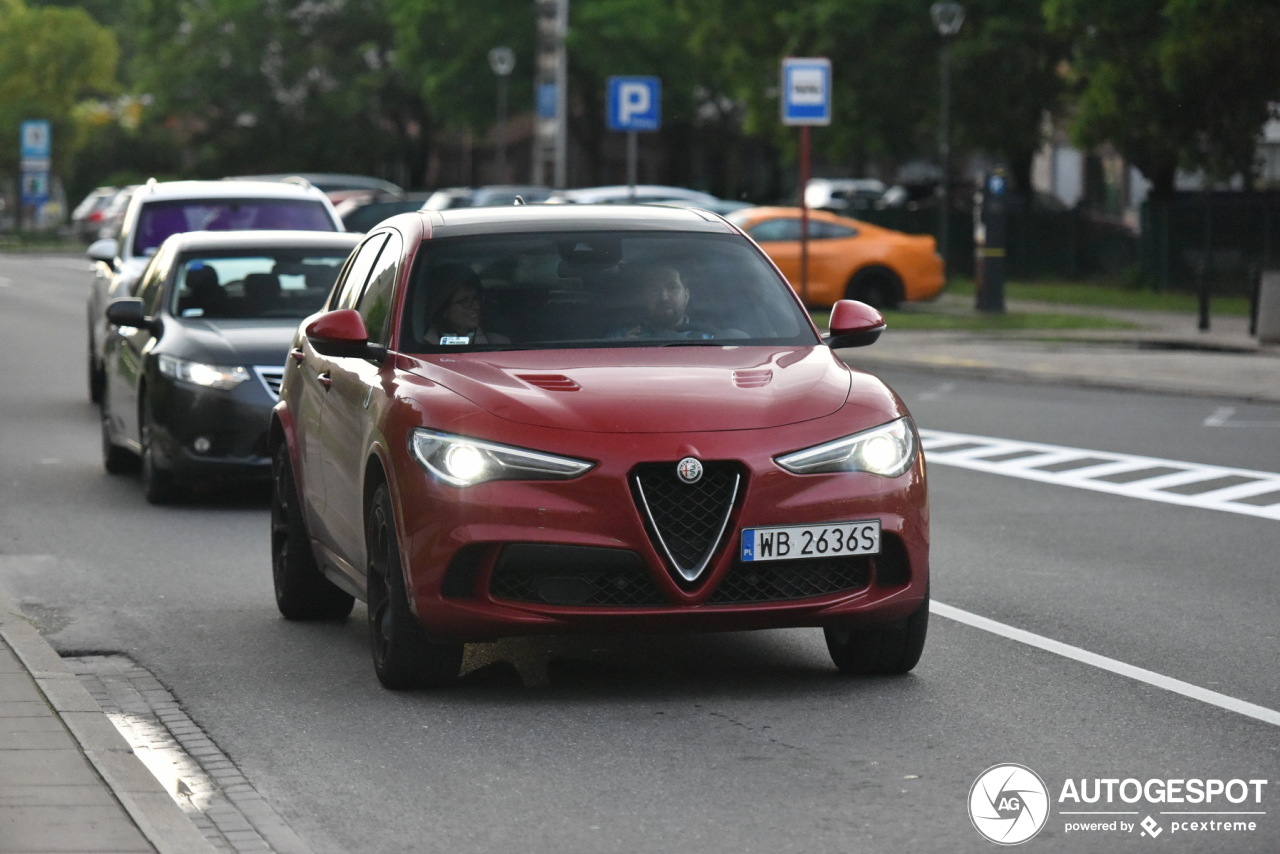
409,429,594,487
157,355,250,390
775,417,917,477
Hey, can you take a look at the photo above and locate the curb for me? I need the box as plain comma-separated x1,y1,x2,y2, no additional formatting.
0,587,218,854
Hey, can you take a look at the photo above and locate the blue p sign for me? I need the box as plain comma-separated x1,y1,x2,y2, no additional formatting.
608,77,661,132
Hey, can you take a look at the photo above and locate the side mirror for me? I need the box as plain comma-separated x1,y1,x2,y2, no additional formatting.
824,299,886,348
87,238,118,264
105,297,151,331
305,309,383,360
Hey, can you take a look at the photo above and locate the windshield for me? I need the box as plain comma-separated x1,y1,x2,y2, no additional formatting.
132,199,336,257
170,249,350,320
399,231,817,352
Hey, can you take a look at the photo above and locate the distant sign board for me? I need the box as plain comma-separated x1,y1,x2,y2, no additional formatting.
608,76,661,132
781,58,831,126
20,119,52,204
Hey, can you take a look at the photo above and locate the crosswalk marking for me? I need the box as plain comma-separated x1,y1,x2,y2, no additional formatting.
919,429,1280,520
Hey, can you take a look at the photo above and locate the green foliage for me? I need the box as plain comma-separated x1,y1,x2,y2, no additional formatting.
1046,0,1280,195
0,0,118,176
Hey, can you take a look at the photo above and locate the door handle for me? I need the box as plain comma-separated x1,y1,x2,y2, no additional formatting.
318,371,333,389
289,348,305,363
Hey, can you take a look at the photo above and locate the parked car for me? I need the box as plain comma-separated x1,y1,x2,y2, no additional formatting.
70,186,119,242
804,178,889,214
86,178,344,404
419,184,554,210
338,193,433,233
100,230,361,503
553,184,739,210
270,204,929,689
726,207,944,309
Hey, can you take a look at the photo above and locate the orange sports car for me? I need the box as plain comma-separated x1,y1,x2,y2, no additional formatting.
727,207,944,309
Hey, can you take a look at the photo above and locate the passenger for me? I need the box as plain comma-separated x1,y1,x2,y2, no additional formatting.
424,264,509,345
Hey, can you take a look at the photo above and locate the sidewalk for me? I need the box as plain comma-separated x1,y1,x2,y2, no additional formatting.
0,588,217,854
1,297,1276,854
852,294,1280,404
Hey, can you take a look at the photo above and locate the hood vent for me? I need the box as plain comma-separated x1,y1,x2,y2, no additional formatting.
732,369,774,389
517,373,581,392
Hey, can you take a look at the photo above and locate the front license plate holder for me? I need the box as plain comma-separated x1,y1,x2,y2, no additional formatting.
740,520,881,563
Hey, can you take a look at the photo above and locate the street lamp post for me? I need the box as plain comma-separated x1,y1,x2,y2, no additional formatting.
488,47,515,182
930,2,964,280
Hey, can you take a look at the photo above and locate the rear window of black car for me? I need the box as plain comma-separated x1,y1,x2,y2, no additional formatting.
132,199,336,256
399,230,817,351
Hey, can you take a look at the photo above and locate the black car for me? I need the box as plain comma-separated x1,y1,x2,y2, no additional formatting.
100,230,361,502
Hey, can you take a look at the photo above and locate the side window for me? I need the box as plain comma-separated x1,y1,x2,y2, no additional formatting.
331,233,389,311
133,249,170,315
812,221,857,240
357,232,402,347
748,219,803,242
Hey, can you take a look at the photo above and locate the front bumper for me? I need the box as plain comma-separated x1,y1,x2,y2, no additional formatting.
389,431,929,641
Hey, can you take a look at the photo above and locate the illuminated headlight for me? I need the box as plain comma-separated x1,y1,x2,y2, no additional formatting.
409,429,594,487
157,355,250,390
775,417,917,477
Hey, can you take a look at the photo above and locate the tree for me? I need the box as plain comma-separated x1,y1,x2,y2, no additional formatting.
0,0,118,180
1046,0,1280,197
120,0,427,184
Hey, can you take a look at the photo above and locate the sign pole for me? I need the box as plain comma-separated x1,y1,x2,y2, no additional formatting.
627,131,638,200
800,126,811,303
780,58,830,307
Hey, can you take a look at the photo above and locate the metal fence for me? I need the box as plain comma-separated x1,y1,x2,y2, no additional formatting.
1140,192,1280,294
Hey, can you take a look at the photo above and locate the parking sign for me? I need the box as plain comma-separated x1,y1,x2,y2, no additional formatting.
781,58,831,126
608,76,661,132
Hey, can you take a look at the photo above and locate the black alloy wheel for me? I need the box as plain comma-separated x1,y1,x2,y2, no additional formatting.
366,483,463,690
270,445,354,621
846,267,903,310
824,593,929,676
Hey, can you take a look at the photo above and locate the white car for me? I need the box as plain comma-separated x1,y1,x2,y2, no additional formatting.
86,178,344,403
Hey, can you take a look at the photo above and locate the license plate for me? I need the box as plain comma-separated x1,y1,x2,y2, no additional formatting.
740,520,880,563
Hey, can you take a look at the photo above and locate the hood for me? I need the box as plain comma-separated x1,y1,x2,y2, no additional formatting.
171,320,298,367
409,347,861,433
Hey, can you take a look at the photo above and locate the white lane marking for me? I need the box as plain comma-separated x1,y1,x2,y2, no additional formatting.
1205,406,1235,427
932,601,1280,727
919,429,1280,520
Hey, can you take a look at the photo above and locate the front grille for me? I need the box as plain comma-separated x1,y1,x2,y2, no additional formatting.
632,462,740,584
255,366,284,400
709,556,871,604
490,544,665,606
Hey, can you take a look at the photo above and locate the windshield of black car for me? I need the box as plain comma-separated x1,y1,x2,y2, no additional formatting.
169,250,350,320
131,199,336,257
399,231,817,351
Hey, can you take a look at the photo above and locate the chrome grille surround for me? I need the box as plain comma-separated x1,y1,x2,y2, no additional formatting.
632,461,741,584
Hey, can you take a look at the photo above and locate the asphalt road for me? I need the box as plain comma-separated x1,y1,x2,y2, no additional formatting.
1,253,1277,853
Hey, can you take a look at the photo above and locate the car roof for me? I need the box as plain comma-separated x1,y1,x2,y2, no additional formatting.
132,178,335,202
401,203,739,238
157,230,362,252
555,185,721,204
227,173,405,196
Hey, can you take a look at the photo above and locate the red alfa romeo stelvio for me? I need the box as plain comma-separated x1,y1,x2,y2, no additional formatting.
270,203,929,689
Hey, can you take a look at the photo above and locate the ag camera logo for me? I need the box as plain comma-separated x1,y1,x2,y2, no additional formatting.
969,764,1051,845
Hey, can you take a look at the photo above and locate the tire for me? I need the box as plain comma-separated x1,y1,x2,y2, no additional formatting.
271,446,354,621
366,483,463,690
100,397,136,475
88,350,104,405
824,594,929,676
845,268,903,310
140,404,182,504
